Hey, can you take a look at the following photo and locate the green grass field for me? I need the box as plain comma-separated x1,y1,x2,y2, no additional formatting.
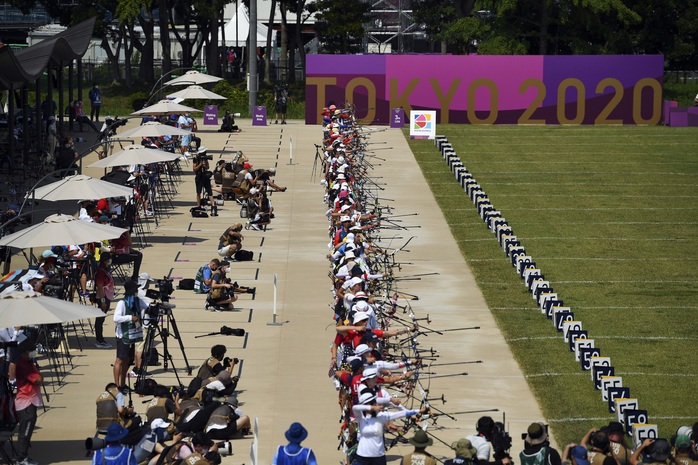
406,125,698,447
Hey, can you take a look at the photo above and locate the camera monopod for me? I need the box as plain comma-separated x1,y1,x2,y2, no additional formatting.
195,326,245,338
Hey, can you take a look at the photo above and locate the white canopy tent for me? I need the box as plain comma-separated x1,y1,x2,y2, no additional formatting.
220,2,269,47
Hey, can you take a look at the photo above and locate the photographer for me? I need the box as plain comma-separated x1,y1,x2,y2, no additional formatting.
96,382,135,432
206,261,237,311
145,384,183,426
469,417,494,460
194,152,217,217
446,438,478,465
205,396,250,440
217,225,244,259
245,188,271,231
91,423,137,465
519,423,561,465
113,280,147,388
188,345,239,398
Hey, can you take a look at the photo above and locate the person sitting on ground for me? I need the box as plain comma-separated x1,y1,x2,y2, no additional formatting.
245,188,271,231
72,100,100,132
145,384,183,426
204,395,250,440
206,260,237,311
217,224,244,258
96,383,137,432
254,168,287,192
218,110,241,133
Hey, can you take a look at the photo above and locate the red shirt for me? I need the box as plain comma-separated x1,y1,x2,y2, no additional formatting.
15,356,43,410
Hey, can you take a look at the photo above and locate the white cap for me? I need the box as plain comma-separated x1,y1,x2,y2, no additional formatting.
361,367,378,380
353,312,369,324
359,391,376,404
354,344,371,356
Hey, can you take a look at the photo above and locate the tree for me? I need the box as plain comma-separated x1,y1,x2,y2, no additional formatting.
308,0,371,54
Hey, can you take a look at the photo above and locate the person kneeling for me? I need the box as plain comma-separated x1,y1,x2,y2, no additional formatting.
206,261,237,311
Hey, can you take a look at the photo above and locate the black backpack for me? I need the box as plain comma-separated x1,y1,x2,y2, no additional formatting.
190,206,208,218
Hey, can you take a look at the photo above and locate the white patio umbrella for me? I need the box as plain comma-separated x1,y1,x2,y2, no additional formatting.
0,290,105,327
166,85,227,101
118,121,193,138
164,70,223,87
0,213,127,249
28,174,134,202
132,100,202,116
88,145,180,168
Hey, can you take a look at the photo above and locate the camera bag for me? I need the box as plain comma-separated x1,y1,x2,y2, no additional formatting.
234,250,254,261
178,278,195,291
239,204,248,218
190,206,208,218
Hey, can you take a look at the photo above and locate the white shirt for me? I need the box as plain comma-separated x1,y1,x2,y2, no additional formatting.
113,296,148,338
353,404,409,458
466,434,491,461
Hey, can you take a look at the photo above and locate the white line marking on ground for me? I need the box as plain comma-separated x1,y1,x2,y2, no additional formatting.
507,336,698,342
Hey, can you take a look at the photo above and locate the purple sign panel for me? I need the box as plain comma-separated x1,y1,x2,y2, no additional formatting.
204,105,218,125
306,55,664,125
253,106,267,126
390,108,405,128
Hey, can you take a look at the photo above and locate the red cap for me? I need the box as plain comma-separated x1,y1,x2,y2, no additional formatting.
243,162,252,169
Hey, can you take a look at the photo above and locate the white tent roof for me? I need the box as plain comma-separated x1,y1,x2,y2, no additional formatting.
220,2,269,47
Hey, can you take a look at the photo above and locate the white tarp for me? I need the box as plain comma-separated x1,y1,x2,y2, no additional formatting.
220,2,269,47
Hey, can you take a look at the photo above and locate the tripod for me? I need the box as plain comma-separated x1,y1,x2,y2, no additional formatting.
311,144,324,182
135,300,192,391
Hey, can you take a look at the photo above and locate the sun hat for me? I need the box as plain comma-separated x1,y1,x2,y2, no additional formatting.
138,272,154,289
345,232,355,242
525,422,548,445
339,215,351,223
451,438,477,459
354,344,371,356
344,251,355,260
361,366,378,380
285,422,308,444
353,312,370,324
409,430,433,448
354,291,368,300
358,390,376,404
249,188,258,195
354,301,370,313
570,446,590,465
105,423,129,442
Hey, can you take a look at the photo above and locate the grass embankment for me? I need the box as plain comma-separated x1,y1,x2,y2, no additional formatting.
406,125,698,447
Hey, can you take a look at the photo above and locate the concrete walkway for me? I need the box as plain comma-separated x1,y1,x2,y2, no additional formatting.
18,117,548,465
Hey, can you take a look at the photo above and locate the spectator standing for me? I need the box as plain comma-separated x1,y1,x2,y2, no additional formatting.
274,85,289,124
272,422,317,465
94,252,114,349
15,347,43,465
113,280,146,388
89,83,102,122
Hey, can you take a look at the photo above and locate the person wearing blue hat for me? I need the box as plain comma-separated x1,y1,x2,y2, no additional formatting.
561,444,590,465
91,422,137,465
272,422,317,465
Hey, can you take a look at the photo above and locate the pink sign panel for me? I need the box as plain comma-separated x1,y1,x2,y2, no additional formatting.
306,55,664,125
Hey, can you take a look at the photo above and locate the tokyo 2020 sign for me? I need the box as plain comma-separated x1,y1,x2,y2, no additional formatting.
305,55,664,125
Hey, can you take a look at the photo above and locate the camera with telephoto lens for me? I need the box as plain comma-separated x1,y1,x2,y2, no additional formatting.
217,441,232,456
168,385,186,398
223,357,240,368
85,436,106,450
492,422,513,462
